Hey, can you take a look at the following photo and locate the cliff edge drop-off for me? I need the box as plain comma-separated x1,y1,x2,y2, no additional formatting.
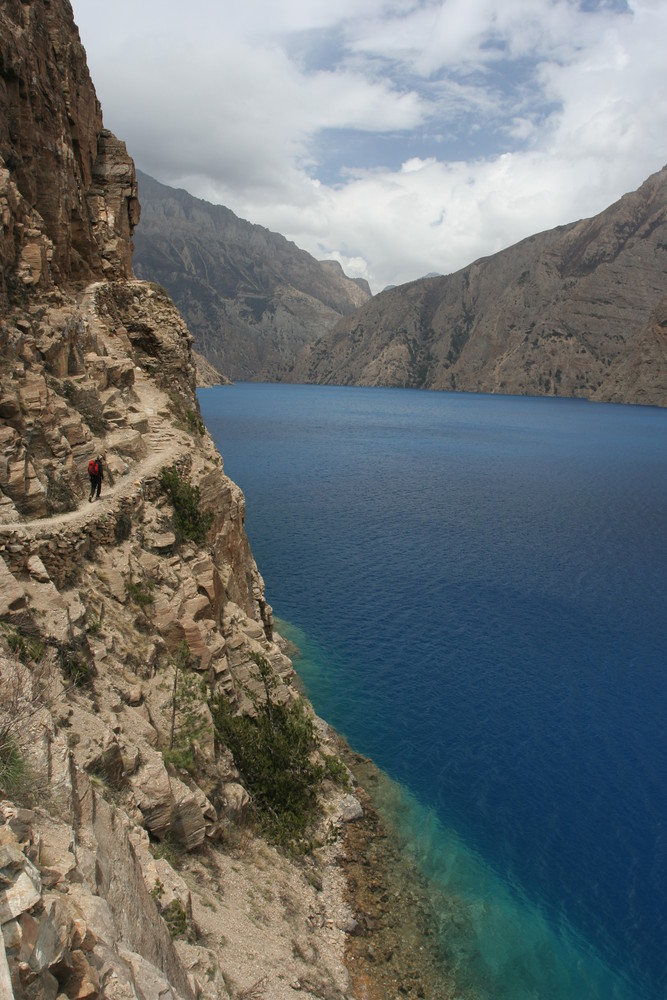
0,3,449,998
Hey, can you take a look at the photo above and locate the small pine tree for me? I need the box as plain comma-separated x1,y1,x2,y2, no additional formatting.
163,641,210,774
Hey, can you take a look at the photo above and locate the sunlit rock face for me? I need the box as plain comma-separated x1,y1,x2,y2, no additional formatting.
0,5,361,1000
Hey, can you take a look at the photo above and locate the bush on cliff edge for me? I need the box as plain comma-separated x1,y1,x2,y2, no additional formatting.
160,465,213,544
211,653,324,850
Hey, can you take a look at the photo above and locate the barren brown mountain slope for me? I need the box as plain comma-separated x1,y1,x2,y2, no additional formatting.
133,171,372,381
287,166,667,405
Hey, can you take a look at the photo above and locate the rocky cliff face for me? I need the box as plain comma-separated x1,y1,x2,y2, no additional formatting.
0,0,139,300
0,279,357,998
598,293,667,406
0,4,360,999
287,167,667,406
132,170,372,381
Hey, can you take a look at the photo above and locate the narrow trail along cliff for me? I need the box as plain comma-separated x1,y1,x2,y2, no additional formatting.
0,273,461,1000
0,4,465,995
0,273,363,1000
0,284,190,538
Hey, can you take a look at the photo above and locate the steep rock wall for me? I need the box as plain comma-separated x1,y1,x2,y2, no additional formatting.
0,0,139,303
133,170,371,381
0,4,360,999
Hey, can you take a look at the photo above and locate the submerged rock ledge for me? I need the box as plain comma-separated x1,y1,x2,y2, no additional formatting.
335,742,464,1000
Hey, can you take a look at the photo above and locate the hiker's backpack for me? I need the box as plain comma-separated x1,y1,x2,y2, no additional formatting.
88,459,99,477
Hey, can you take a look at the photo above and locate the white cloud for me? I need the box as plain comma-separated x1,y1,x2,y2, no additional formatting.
345,0,584,74
71,0,667,293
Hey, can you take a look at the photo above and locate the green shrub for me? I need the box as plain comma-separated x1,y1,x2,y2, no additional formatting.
162,898,188,938
1,625,44,665
184,409,206,436
167,391,206,437
147,858,193,940
160,465,213,544
86,615,102,636
162,745,196,773
125,578,155,608
0,734,26,799
151,878,165,902
0,631,49,804
211,654,324,850
322,753,350,789
57,638,93,687
149,836,183,870
60,650,91,686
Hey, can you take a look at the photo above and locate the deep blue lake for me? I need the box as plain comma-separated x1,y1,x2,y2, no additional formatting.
199,383,667,1000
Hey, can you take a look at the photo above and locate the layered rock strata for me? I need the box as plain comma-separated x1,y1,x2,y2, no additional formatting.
0,0,139,302
132,170,371,381
287,166,667,406
0,269,364,998
0,3,363,998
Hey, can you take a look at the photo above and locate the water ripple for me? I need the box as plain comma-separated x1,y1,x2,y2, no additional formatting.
200,383,667,1000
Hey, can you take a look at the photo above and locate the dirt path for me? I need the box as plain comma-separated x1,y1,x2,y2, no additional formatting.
0,431,186,539
0,282,191,538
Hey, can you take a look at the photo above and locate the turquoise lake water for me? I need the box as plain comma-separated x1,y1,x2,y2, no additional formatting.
199,383,667,1000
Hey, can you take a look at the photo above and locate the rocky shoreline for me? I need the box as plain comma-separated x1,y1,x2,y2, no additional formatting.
335,742,466,1000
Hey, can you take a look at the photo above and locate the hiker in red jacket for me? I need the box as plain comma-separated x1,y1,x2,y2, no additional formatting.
88,456,103,501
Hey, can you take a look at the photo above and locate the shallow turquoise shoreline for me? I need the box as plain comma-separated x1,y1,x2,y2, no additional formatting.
279,617,636,1000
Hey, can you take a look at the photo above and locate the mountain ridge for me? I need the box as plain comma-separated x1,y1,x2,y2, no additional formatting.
285,165,667,405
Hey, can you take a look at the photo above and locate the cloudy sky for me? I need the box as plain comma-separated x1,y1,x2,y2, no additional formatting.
71,0,666,293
